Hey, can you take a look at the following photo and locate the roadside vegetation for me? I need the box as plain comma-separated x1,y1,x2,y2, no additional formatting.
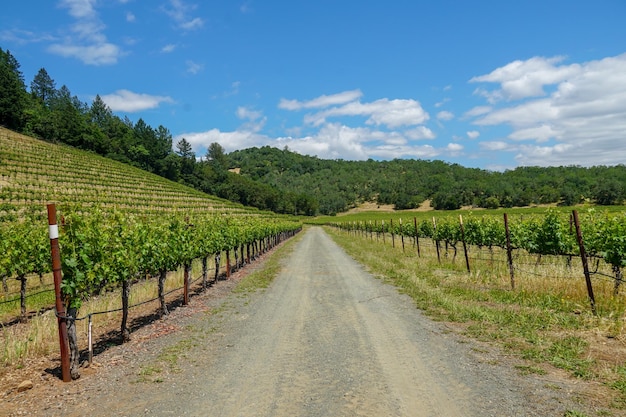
326,225,626,412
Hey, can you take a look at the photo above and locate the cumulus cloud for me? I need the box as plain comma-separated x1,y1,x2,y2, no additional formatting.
279,90,363,110
466,130,480,139
49,43,120,65
303,98,429,128
436,110,454,121
470,53,626,166
101,89,174,112
470,55,580,101
178,119,445,162
405,126,436,140
48,0,121,65
446,143,464,157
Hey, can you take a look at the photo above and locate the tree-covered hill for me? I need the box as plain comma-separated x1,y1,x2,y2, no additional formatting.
228,146,626,215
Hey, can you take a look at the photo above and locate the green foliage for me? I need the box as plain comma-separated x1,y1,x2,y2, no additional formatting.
0,48,28,131
54,210,301,310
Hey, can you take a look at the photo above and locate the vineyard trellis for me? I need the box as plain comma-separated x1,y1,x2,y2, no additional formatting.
328,209,626,314
1,204,301,380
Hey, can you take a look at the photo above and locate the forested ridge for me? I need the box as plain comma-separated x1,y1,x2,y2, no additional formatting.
2,47,625,216
229,146,626,214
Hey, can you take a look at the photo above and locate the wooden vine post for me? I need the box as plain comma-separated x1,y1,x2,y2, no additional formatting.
459,215,470,273
433,217,441,264
390,219,395,248
183,263,190,305
413,217,421,257
572,210,597,315
47,204,71,382
400,218,405,252
503,213,515,290
226,249,231,278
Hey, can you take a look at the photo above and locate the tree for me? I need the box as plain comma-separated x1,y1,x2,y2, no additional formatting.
30,67,56,107
0,48,28,130
48,85,88,147
593,180,624,205
89,94,113,130
206,142,228,170
431,191,461,210
176,138,195,176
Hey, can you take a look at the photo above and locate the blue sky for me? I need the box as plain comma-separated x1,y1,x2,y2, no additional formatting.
2,1,626,170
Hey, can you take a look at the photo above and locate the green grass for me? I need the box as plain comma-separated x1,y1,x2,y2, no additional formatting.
233,229,305,294
309,204,626,225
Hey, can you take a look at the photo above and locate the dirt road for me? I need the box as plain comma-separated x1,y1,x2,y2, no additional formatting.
11,227,600,416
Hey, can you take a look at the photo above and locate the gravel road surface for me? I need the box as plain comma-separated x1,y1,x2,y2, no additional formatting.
12,227,602,416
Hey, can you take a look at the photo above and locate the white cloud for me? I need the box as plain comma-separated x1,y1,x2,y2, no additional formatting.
303,98,429,128
59,0,97,19
162,0,204,30
436,110,454,121
405,126,436,140
49,0,121,65
466,130,480,139
464,106,492,118
177,119,448,162
279,90,363,110
48,43,121,65
470,53,626,166
178,129,268,154
470,55,580,101
236,106,262,121
479,141,510,151
180,17,203,30
101,89,174,112
126,12,136,22
446,143,464,156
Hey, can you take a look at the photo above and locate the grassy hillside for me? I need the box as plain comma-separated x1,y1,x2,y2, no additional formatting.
0,127,256,221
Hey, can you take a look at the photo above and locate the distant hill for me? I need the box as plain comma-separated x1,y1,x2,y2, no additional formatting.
0,127,254,221
228,146,626,215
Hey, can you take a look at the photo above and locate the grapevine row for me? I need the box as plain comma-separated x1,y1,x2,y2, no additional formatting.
329,210,626,282
0,209,301,322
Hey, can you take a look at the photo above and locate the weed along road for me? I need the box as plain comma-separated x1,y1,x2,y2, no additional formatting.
58,227,591,417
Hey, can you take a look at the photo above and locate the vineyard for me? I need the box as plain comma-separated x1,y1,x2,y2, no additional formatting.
0,127,301,380
326,209,626,315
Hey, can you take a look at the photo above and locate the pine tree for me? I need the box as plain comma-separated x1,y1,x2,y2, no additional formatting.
0,48,28,130
30,67,56,107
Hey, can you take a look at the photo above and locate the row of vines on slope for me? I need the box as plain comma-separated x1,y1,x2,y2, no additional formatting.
328,210,626,292
2,207,301,379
